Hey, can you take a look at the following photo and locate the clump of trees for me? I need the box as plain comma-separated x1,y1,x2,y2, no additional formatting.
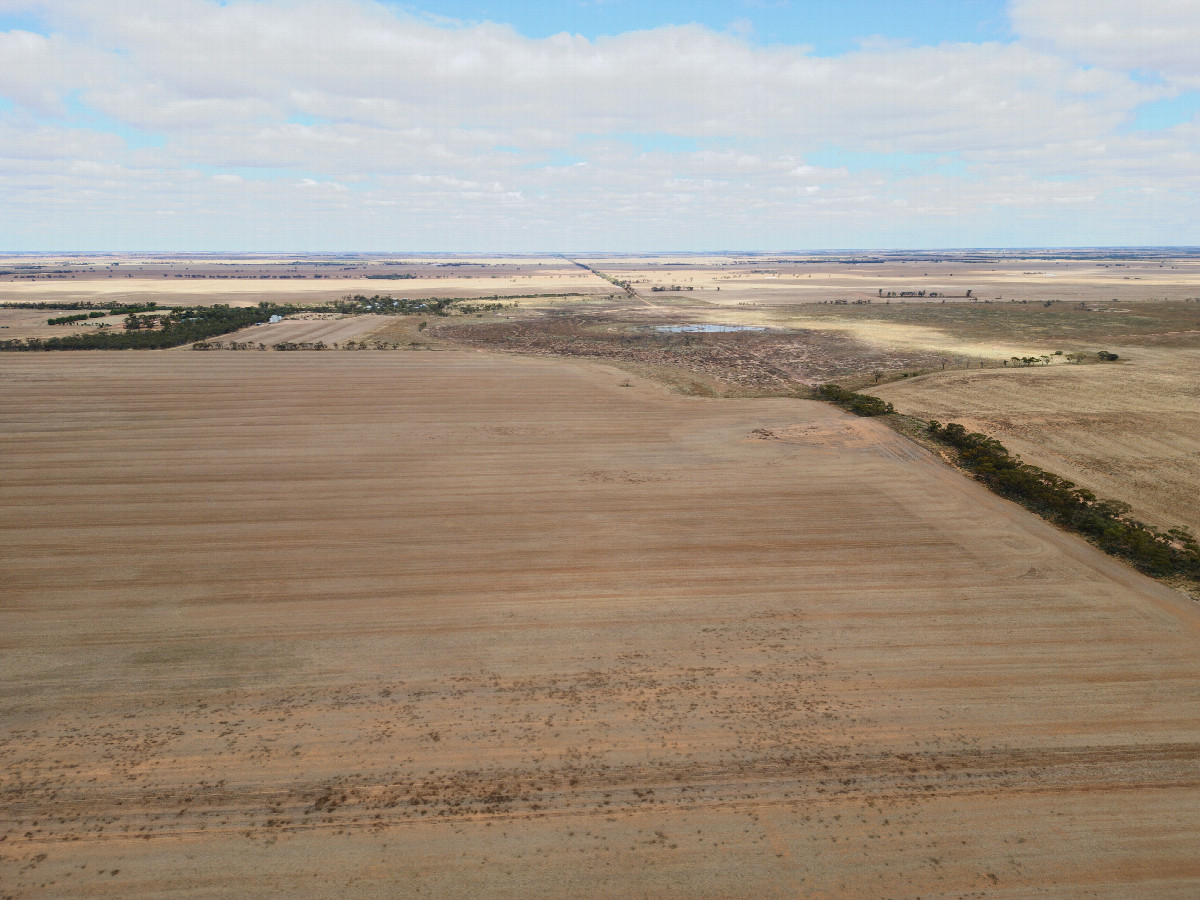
333,294,457,316
7,301,114,310
47,311,106,324
816,384,894,416
123,313,161,330
1062,350,1122,364
108,302,160,315
272,340,328,351
927,421,1199,578
332,294,516,316
341,340,402,350
191,340,266,351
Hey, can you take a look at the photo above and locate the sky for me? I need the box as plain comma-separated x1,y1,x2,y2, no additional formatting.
0,0,1198,250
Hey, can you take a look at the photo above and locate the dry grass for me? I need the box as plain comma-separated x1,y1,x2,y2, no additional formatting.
430,315,950,394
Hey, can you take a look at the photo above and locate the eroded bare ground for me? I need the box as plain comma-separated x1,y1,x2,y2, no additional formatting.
435,316,947,393
2,351,1199,898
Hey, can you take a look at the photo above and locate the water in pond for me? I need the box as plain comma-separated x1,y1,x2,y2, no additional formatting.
654,324,766,333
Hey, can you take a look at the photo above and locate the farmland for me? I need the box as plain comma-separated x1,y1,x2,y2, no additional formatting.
0,254,615,308
2,250,1199,897
574,250,1200,308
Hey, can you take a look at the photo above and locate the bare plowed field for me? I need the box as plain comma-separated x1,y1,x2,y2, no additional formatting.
195,313,394,348
875,346,1200,536
2,351,1198,898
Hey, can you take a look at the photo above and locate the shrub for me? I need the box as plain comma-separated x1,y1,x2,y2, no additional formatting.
816,384,894,416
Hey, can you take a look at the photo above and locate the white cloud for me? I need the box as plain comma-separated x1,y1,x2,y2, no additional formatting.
1010,0,1200,84
0,0,1195,248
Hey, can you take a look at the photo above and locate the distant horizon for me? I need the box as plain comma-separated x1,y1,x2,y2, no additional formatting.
5,247,1200,257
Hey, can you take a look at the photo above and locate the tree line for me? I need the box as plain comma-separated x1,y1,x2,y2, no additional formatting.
812,383,1198,584
47,311,107,325
4,300,163,313
926,421,1198,579
332,294,534,316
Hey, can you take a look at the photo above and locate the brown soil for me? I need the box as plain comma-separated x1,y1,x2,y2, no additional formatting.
193,313,396,349
2,350,1198,898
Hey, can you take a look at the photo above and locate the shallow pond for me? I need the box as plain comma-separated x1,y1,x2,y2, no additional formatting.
654,324,767,333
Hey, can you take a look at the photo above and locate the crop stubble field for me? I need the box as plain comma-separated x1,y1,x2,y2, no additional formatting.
2,348,1199,898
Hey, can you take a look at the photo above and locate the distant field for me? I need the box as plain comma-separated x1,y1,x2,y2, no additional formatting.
579,252,1200,308
2,350,1198,898
0,253,614,307
772,298,1200,366
7,251,1199,311
0,275,612,308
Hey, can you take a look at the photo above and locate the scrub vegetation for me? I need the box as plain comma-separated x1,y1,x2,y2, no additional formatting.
926,421,1200,581
815,383,895,416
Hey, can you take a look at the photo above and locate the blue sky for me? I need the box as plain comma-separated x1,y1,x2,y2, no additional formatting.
1,1,1012,51
1126,92,1200,131
394,0,1011,53
0,0,1197,250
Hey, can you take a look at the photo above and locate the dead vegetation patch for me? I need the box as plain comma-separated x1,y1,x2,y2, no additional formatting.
438,316,948,395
